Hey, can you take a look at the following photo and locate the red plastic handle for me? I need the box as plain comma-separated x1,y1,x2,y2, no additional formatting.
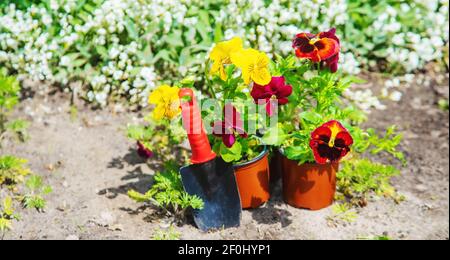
179,88,216,164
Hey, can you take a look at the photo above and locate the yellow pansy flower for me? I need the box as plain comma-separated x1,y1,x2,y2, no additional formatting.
148,85,181,120
231,48,271,86
209,37,243,81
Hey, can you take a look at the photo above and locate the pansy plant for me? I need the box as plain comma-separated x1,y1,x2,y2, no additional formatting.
204,37,273,163
309,120,353,164
251,76,293,117
258,29,405,168
127,80,195,162
126,29,406,207
293,28,341,73
212,103,248,148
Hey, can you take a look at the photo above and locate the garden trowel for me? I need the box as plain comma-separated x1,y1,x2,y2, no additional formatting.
178,88,241,232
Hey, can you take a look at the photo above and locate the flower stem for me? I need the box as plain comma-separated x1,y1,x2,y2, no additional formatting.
204,59,216,99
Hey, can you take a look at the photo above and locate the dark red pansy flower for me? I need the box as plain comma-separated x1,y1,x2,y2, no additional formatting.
309,120,353,164
137,141,154,159
251,76,293,117
293,28,340,73
212,103,248,148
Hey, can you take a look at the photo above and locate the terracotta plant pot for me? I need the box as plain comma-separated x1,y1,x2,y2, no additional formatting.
234,147,270,209
281,155,338,210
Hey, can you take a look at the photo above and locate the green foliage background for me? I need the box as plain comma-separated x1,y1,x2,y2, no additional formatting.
0,0,448,105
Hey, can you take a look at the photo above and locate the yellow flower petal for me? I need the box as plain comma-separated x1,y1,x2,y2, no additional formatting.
241,67,251,85
210,37,243,63
209,37,243,80
210,60,221,74
231,48,272,86
149,85,170,104
230,48,259,68
210,61,227,81
152,105,165,120
252,67,271,85
149,85,181,120
256,51,270,69
218,66,227,81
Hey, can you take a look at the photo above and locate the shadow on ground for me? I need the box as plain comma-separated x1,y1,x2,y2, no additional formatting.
100,148,158,199
250,180,293,228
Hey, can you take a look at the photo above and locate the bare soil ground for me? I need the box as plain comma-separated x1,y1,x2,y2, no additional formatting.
1,73,448,240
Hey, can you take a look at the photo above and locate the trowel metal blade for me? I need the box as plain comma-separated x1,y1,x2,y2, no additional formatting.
180,157,242,232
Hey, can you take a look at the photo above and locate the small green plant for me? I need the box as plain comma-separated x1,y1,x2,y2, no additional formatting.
5,119,29,142
0,71,28,145
127,115,187,161
152,225,181,240
357,234,392,240
69,105,78,122
128,161,204,220
21,175,52,212
337,158,404,205
0,155,31,189
263,55,406,208
327,203,358,226
0,196,20,240
351,126,406,165
438,99,449,111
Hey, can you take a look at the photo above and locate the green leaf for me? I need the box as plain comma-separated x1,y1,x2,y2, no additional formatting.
284,146,312,163
164,32,184,48
0,218,12,232
213,23,223,42
2,197,13,217
0,74,20,111
22,195,46,210
0,155,31,186
261,125,287,146
125,18,138,40
219,142,242,163
126,125,146,140
127,161,204,216
152,50,173,63
337,159,401,200
128,190,151,203
26,175,43,191
96,46,109,59
42,185,53,195
300,111,323,124
6,119,29,132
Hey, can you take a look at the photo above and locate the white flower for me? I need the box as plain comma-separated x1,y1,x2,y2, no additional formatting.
389,91,403,102
98,28,107,35
95,92,108,105
385,22,401,32
381,87,389,97
60,56,71,67
87,91,95,101
0,0,448,107
42,15,52,26
406,52,420,71
113,70,123,80
403,74,415,83
109,47,120,59
50,0,59,10
0,51,8,61
392,34,405,45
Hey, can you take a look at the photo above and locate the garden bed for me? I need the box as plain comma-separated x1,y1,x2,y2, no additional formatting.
1,72,448,240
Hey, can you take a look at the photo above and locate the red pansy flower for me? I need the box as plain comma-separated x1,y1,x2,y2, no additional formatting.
251,76,293,117
137,141,154,159
212,104,248,148
293,28,340,73
309,120,353,164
